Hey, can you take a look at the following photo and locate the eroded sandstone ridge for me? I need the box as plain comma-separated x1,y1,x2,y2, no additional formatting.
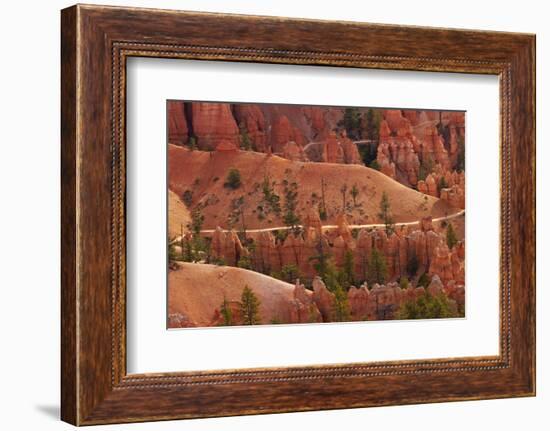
168,102,465,199
170,211,465,327
167,145,454,230
169,260,464,328
194,213,464,294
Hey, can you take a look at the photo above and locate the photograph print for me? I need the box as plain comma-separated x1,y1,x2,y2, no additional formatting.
167,101,466,328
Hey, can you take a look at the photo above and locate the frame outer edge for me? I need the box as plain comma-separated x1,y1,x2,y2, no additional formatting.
526,35,536,395
531,35,536,396
61,5,79,426
505,35,536,395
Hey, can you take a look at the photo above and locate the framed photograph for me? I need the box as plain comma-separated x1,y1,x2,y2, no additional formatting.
61,4,536,425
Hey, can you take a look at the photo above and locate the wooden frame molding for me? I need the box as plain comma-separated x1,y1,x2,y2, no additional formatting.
61,4,535,425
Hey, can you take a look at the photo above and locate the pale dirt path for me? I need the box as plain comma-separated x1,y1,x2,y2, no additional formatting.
198,209,465,234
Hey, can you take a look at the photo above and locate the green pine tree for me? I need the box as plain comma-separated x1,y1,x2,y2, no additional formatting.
406,254,419,277
437,176,449,193
418,156,434,182
446,223,458,249
332,284,351,322
456,136,466,172
417,273,430,288
338,107,362,140
283,180,301,233
240,286,261,325
188,208,204,235
350,184,359,207
397,292,457,319
341,249,355,289
271,263,300,283
219,297,233,326
369,160,381,171
237,254,252,269
368,248,387,285
340,184,348,211
188,136,197,151
364,108,381,142
378,191,395,235
239,123,252,150
224,168,242,189
309,237,331,281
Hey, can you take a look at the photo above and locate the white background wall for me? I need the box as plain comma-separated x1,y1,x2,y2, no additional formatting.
0,0,546,429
